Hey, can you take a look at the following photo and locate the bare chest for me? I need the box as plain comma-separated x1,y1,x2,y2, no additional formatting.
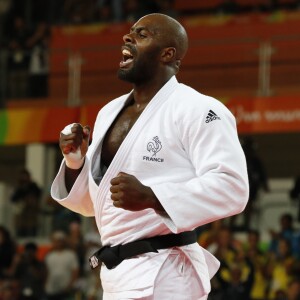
101,106,143,167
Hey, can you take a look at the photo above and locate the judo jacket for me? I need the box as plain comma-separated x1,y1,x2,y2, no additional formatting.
51,76,249,298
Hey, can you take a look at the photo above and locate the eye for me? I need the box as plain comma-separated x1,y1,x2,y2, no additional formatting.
139,33,146,39
137,30,147,39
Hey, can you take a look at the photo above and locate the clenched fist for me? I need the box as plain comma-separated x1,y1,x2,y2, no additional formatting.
60,123,90,169
110,172,164,212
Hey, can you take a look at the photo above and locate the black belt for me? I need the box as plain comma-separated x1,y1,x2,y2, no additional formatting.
89,230,197,270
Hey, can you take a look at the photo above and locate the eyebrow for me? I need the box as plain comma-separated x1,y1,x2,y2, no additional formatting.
130,26,152,34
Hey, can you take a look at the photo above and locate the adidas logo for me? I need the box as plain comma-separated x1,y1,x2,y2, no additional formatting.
205,110,221,123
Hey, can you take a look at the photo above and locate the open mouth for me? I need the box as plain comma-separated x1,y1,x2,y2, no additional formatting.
123,49,133,62
120,48,134,68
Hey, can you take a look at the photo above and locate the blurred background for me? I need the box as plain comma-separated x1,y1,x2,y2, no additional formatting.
0,0,300,299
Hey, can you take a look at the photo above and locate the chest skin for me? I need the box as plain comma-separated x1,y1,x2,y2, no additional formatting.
101,103,144,167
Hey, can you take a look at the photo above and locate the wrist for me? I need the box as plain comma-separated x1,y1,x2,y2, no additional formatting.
147,189,164,212
153,199,165,213
64,155,85,169
63,147,84,169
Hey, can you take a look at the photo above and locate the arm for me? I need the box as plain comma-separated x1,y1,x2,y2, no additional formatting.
110,172,165,213
65,165,84,193
59,123,90,191
151,101,249,232
51,123,94,216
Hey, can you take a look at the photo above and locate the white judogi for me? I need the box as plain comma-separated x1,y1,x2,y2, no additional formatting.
51,76,249,299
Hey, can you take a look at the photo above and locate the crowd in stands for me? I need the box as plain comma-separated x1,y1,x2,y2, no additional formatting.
10,169,41,238
199,214,300,300
1,210,300,299
0,220,103,300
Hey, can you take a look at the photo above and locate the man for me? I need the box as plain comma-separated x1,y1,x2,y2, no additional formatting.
10,169,41,237
13,242,46,300
51,13,249,300
44,231,79,300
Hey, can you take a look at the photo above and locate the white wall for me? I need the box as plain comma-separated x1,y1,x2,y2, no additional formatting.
250,178,299,241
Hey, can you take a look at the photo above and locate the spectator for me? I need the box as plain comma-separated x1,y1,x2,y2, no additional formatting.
10,169,41,237
197,219,224,249
11,242,46,300
3,0,50,100
45,193,81,233
209,226,239,263
27,21,50,98
63,0,97,24
287,278,300,300
246,229,265,258
0,226,16,278
290,175,300,222
96,0,124,22
245,229,268,300
215,258,254,300
266,238,298,299
0,0,13,47
110,0,124,22
96,0,112,23
269,213,298,257
67,219,86,276
6,14,31,99
47,0,64,25
22,0,50,98
44,231,79,300
274,289,288,300
83,220,103,300
0,278,20,300
208,226,242,298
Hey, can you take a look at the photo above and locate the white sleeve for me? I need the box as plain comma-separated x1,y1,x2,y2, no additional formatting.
151,101,249,233
50,157,95,217
50,107,106,217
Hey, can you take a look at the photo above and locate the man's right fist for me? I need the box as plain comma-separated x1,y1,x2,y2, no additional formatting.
60,123,90,169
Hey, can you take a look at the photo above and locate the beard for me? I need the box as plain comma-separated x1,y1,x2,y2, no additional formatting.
117,48,160,85
118,63,151,85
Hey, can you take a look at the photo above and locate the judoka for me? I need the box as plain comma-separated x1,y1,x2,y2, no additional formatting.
51,13,249,300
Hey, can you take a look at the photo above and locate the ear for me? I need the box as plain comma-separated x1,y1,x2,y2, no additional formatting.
161,47,176,63
174,60,181,73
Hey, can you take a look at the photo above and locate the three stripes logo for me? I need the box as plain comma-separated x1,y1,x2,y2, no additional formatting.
205,110,221,123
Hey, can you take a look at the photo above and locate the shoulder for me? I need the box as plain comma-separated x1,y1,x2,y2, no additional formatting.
63,249,79,259
98,93,131,116
172,83,235,123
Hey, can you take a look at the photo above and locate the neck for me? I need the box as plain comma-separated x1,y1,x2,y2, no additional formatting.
132,75,172,106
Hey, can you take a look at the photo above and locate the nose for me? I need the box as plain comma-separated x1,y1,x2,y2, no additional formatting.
123,33,133,43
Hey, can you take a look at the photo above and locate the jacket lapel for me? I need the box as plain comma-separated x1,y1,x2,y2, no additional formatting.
93,76,179,223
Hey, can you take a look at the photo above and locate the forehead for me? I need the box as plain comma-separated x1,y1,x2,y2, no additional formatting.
132,16,162,34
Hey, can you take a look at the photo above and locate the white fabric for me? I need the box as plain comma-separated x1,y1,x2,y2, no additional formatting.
51,76,249,298
103,249,208,300
45,249,79,295
61,123,84,169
